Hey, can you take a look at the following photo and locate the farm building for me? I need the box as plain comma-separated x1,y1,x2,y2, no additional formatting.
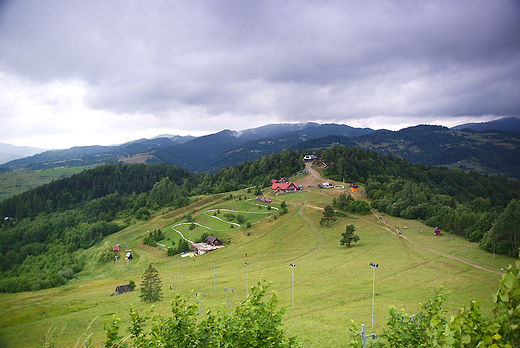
433,227,441,236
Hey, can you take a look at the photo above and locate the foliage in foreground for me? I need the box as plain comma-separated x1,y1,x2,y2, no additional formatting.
102,279,298,347
348,261,520,347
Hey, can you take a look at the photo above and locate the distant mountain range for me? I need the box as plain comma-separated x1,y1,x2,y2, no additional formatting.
0,117,519,179
451,117,520,133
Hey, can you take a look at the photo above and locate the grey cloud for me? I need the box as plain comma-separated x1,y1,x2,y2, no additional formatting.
0,0,519,144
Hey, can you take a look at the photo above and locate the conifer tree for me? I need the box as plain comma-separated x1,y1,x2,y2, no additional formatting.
140,264,163,303
340,224,359,247
320,205,337,227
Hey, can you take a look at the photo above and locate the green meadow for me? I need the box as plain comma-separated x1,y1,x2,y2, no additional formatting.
0,167,94,202
0,185,515,347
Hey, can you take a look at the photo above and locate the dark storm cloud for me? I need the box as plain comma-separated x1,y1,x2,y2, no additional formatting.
0,0,519,147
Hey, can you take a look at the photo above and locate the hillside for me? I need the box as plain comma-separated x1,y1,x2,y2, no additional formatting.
0,161,517,347
292,125,520,180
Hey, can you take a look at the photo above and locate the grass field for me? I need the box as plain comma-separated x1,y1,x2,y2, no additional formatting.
0,166,94,202
0,182,516,347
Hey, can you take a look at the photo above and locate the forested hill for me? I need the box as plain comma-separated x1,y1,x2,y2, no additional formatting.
1,146,519,293
292,125,520,180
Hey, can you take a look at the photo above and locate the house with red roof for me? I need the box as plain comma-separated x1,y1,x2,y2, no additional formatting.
272,181,298,194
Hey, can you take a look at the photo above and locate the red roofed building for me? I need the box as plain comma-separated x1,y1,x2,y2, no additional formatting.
272,182,298,193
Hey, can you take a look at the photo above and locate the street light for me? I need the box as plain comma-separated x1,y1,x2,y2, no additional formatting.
225,287,233,309
369,263,379,328
290,263,296,309
213,261,216,291
245,262,249,297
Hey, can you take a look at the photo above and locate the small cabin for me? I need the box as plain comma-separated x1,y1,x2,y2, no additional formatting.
206,235,223,246
349,183,359,192
433,227,441,236
114,284,132,295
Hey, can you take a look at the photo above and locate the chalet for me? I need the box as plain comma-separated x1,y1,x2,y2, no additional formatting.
272,182,298,193
206,235,223,246
433,227,441,236
349,183,359,192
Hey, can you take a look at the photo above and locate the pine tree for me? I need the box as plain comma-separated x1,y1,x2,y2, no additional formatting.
340,224,360,247
140,264,163,303
320,205,337,227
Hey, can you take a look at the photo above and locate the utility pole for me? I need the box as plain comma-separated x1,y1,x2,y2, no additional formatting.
213,261,216,291
290,263,296,309
225,287,233,309
245,262,249,297
369,262,379,328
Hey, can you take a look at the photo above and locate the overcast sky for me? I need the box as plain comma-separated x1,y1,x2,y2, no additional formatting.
0,0,519,149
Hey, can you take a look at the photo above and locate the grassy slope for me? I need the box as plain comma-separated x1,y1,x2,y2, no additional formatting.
0,177,515,347
0,166,94,202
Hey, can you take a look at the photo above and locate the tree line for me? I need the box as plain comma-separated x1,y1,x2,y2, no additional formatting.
317,145,520,256
0,150,305,292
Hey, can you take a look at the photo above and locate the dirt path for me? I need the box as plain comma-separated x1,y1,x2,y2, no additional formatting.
298,205,324,255
363,211,501,274
299,162,500,274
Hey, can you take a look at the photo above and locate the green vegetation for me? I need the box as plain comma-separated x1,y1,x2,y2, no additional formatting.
348,261,520,347
319,204,337,227
0,166,92,202
139,264,163,303
0,145,519,346
107,279,297,347
340,224,359,247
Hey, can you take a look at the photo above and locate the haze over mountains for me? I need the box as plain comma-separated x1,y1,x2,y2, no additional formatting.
1,117,519,179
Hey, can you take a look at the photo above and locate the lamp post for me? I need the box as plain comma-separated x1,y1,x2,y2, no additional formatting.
369,262,379,328
245,262,249,297
213,261,216,291
225,287,233,309
290,263,296,309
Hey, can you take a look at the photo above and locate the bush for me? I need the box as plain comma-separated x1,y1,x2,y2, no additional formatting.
135,207,150,220
111,279,297,347
236,214,246,224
